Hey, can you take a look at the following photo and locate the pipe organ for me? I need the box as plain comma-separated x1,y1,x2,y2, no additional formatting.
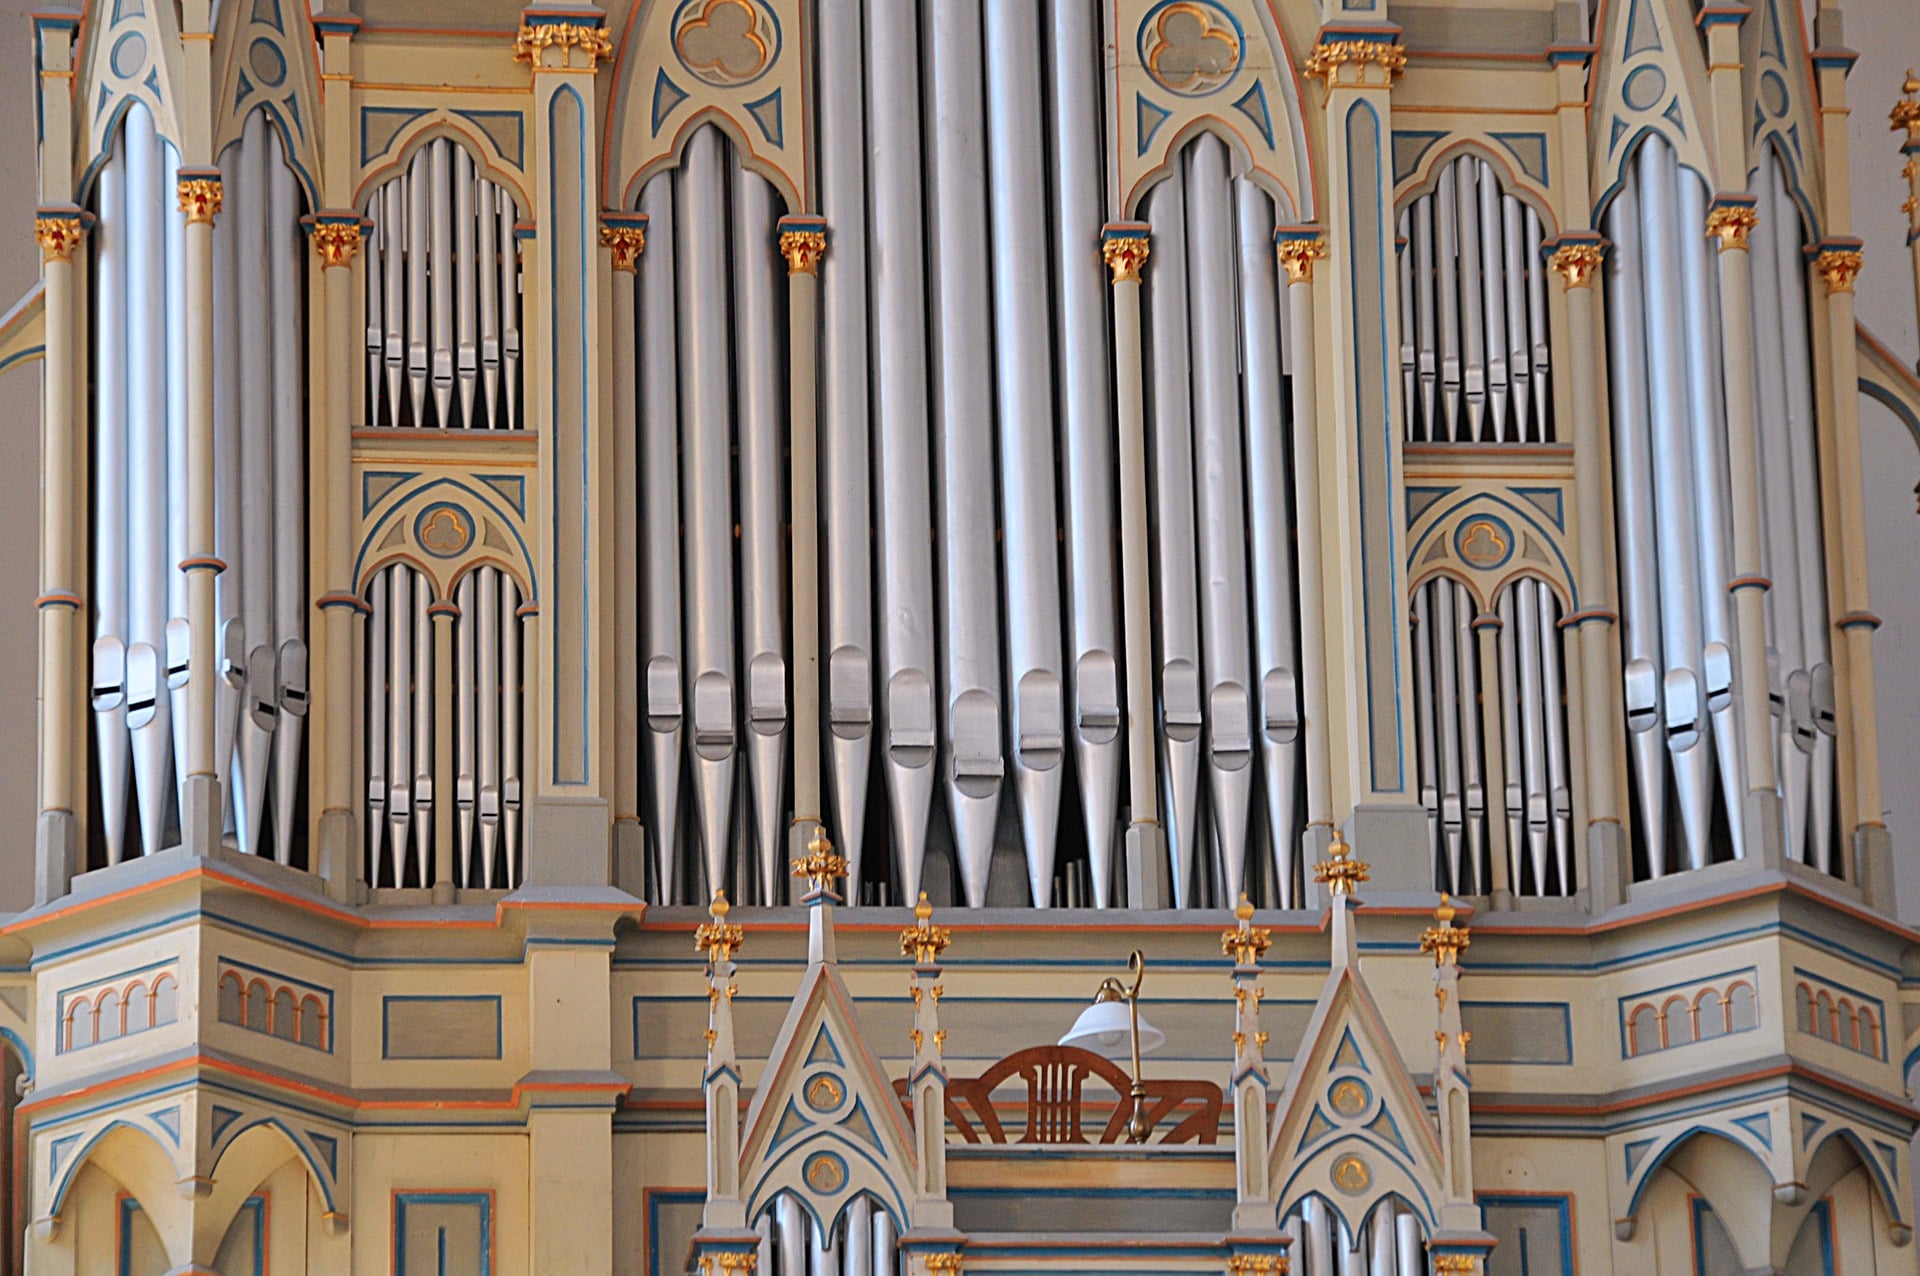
17,0,1919,1265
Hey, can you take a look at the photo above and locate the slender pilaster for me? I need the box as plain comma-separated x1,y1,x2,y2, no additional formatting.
780,217,827,861
1894,73,1920,365
1304,31,1424,880
1276,229,1332,866
178,173,224,852
35,210,84,902
519,8,614,882
1548,237,1627,909
313,216,364,901
902,894,953,1223
602,211,647,895
1101,224,1164,908
1422,899,1492,1256
1705,200,1786,867
1223,899,1277,1235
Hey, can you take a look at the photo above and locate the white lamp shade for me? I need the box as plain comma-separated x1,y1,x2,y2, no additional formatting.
1058,999,1167,1059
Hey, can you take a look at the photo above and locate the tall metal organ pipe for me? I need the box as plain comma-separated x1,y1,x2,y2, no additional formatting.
758,1195,897,1276
90,107,308,867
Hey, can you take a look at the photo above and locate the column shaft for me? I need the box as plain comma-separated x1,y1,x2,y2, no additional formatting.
317,222,361,899
1281,238,1331,847
181,185,222,848
605,223,643,889
786,254,823,838
35,215,81,901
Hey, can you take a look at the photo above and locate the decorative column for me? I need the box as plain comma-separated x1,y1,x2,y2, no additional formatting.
1704,199,1785,866
901,893,953,1221
694,891,748,1232
1276,229,1332,865
602,210,647,895
1547,237,1628,909
517,9,615,882
313,215,364,902
780,217,828,862
1896,74,1920,347
178,172,224,851
35,209,85,902
1222,897,1285,1274
1813,242,1888,890
1101,223,1165,908
1303,32,1425,883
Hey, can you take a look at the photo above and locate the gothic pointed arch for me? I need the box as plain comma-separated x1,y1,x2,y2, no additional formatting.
210,0,323,206
1588,0,1719,217
74,0,187,194
1740,0,1823,234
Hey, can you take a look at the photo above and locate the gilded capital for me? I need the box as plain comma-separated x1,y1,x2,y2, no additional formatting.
1304,37,1407,93
1275,231,1327,284
924,1255,963,1275
1431,1257,1481,1274
1227,1257,1288,1275
1815,246,1864,294
697,1252,759,1276
513,20,613,68
34,213,84,263
1102,224,1151,284
601,223,647,273
1548,240,1606,288
1705,202,1760,251
177,176,223,224
779,229,827,276
312,220,363,268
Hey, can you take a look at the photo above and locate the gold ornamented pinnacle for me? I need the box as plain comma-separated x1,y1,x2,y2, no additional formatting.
1312,830,1370,897
513,21,613,68
1892,69,1920,144
1705,204,1760,251
34,215,83,263
901,890,952,965
601,223,647,273
177,177,223,225
1303,39,1407,95
1815,247,1864,295
694,889,745,966
312,221,362,268
779,228,827,276
1103,233,1151,284
1548,241,1606,288
1420,893,1471,967
1276,234,1327,285
1221,893,1273,966
791,826,850,895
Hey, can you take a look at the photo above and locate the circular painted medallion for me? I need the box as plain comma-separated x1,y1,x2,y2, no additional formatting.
1453,514,1514,571
1138,0,1244,98
1329,1078,1372,1117
804,1073,845,1113
803,1151,847,1194
672,0,782,89
1331,1153,1373,1195
415,503,476,559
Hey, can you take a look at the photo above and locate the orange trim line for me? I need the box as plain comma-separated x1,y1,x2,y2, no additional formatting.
1474,1061,1920,1123
0,865,642,938
20,1053,631,1119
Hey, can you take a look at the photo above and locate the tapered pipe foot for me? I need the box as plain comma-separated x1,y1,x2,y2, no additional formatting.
1742,789,1786,872
614,816,646,899
179,773,222,855
317,808,359,902
1124,822,1167,910
35,810,78,906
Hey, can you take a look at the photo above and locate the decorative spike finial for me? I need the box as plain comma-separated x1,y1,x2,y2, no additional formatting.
695,889,744,967
1312,830,1370,897
791,826,850,896
1221,893,1272,967
1420,893,1472,967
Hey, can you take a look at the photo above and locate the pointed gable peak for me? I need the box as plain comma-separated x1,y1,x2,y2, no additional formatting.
738,957,917,1237
1268,963,1448,1240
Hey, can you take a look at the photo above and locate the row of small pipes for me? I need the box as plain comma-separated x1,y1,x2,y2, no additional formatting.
755,1196,896,1276
364,137,523,431
92,106,306,866
1285,1198,1425,1276
1398,155,1554,444
362,563,526,890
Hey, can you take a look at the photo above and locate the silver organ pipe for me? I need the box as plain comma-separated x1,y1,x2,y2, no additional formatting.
818,0,876,902
500,570,524,883
923,0,1006,906
986,0,1069,908
864,0,940,905
410,571,433,886
1403,156,1555,443
268,143,307,867
475,567,502,887
637,173,685,903
1280,1201,1423,1276
1235,178,1302,907
1047,0,1123,909
234,115,274,860
732,161,790,905
91,128,131,863
1751,145,1837,872
363,142,523,430
455,572,478,874
761,1197,898,1276
212,136,243,846
165,144,189,823
444,567,525,889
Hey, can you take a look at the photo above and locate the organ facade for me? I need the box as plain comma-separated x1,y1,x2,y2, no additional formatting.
2,0,1919,1269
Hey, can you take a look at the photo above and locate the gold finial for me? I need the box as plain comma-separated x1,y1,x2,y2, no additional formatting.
1814,246,1864,294
34,214,83,263
177,177,223,225
695,889,745,966
1221,893,1273,966
1704,203,1760,251
1102,231,1151,284
1312,830,1370,897
901,890,953,965
1419,892,1471,967
779,226,828,275
601,222,647,273
1548,240,1606,288
791,826,851,896
1892,70,1920,144
312,221,363,268
1275,232,1327,285
513,20,613,67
